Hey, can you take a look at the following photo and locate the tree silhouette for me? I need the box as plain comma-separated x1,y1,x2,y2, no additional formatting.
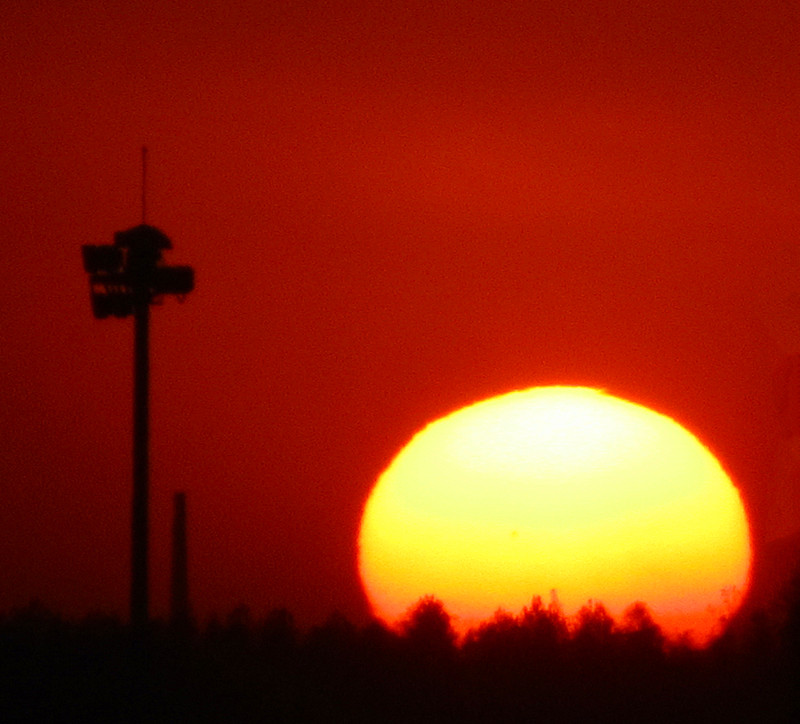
3,588,800,722
572,600,615,651
618,601,664,657
400,595,457,659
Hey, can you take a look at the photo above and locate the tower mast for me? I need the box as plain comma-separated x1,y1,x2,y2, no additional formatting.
81,151,194,629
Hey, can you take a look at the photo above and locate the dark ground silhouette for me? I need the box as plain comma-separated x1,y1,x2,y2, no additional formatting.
2,583,800,723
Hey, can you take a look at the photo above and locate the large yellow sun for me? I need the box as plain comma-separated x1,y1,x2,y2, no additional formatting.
358,386,751,644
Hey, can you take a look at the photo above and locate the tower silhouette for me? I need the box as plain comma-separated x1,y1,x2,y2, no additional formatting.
81,149,194,629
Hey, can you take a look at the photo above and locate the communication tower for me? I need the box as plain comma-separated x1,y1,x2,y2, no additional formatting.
80,148,194,629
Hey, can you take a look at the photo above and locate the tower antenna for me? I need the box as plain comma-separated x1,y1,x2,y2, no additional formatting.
141,146,148,224
80,149,195,631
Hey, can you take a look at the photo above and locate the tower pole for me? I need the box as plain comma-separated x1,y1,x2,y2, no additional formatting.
131,286,150,630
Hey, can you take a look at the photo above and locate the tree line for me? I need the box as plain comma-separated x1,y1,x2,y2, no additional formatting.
2,588,799,722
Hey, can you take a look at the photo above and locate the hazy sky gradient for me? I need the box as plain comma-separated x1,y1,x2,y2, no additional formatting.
2,0,799,624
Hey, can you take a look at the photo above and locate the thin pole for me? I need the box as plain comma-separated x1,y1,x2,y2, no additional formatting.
170,492,189,626
131,292,150,630
141,146,148,224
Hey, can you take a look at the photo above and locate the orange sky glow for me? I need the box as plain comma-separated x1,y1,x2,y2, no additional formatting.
0,1,798,630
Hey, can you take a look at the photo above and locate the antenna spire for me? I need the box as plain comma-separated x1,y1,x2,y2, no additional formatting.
141,146,148,224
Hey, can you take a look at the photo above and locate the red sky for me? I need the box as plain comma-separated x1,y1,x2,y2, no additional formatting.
2,0,799,626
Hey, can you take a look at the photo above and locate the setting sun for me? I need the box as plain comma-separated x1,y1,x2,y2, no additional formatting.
358,386,752,644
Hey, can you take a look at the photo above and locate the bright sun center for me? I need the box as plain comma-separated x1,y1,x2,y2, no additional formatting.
358,386,752,644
